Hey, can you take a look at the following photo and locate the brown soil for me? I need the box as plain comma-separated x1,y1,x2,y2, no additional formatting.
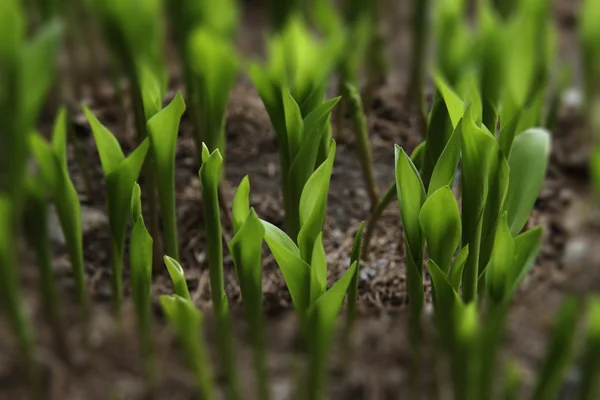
1,1,599,400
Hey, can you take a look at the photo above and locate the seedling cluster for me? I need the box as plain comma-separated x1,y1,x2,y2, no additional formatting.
1,0,600,399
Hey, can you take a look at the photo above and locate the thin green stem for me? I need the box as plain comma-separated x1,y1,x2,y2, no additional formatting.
343,82,379,209
409,0,429,139
462,219,483,303
361,182,396,259
109,238,123,323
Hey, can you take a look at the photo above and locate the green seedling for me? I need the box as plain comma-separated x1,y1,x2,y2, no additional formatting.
261,142,356,398
188,27,238,159
250,18,343,238
229,177,270,400
147,92,186,260
23,176,68,360
164,256,192,301
532,298,581,400
130,183,156,388
29,109,89,319
199,145,241,400
0,196,38,391
578,297,600,400
160,295,214,400
85,108,149,320
343,83,379,208
345,221,364,347
165,0,237,161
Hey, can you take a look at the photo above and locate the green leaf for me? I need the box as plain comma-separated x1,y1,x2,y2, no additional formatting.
282,88,303,160
51,108,68,169
148,91,186,258
20,20,62,125
484,214,515,304
419,187,461,272
297,141,336,262
531,298,580,400
346,222,364,328
309,233,327,303
29,133,59,188
189,27,238,155
160,295,214,399
306,262,357,400
84,106,125,176
138,62,165,121
0,0,24,64
504,128,550,236
164,256,191,301
428,123,462,196
433,71,465,130
262,220,310,315
428,259,462,345
506,226,542,297
232,176,251,234
395,145,426,258
129,183,153,353
449,245,469,291
287,97,340,211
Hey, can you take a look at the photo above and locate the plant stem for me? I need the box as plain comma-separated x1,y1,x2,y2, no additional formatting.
409,0,430,139
201,164,241,400
129,76,163,271
361,182,396,259
109,238,123,323
343,82,379,209
462,218,483,303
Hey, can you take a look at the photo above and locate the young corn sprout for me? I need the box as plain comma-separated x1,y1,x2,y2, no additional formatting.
147,92,186,260
85,109,149,320
160,295,214,399
130,183,156,389
199,145,241,400
29,109,89,320
261,142,357,398
228,177,270,400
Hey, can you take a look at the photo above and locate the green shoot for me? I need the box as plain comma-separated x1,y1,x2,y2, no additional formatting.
342,83,379,208
345,222,364,344
24,176,68,360
229,177,270,400
164,256,192,301
531,298,581,400
130,183,156,389
249,18,342,237
85,107,150,320
0,197,38,391
187,27,238,159
579,297,600,400
147,92,186,260
160,295,214,399
29,108,89,320
199,144,241,400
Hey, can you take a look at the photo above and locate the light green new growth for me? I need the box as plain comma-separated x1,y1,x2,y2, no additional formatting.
164,256,192,301
147,92,186,260
199,144,241,400
160,295,214,399
188,27,238,159
229,177,270,400
85,107,149,319
130,183,155,387
29,109,89,319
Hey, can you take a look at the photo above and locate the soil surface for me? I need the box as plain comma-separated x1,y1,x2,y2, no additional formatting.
1,1,599,400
